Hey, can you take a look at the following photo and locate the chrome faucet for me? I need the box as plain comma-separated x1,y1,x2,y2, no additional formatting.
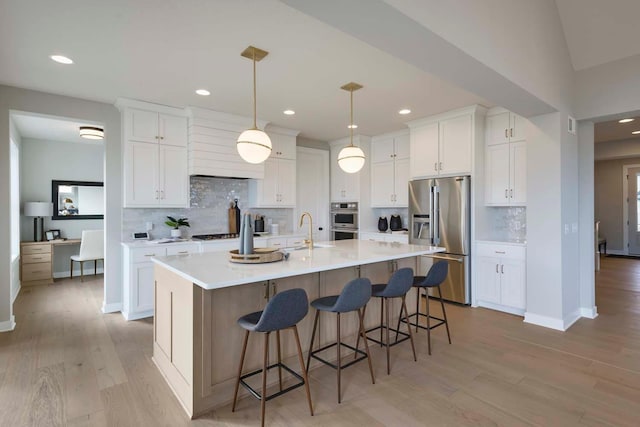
299,212,314,249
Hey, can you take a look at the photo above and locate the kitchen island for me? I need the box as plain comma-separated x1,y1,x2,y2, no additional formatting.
151,239,445,418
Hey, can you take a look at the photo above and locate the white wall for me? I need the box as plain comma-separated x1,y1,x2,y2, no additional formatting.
594,139,640,161
578,122,596,318
0,85,122,329
9,119,21,322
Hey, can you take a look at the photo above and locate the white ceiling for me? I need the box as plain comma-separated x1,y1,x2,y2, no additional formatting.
0,0,490,142
594,116,640,143
555,0,640,71
12,113,103,145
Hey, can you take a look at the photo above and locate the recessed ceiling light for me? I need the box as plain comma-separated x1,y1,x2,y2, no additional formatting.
283,110,295,115
79,126,104,140
398,109,411,115
50,55,73,64
619,118,635,123
195,89,210,96
632,130,640,135
347,124,358,129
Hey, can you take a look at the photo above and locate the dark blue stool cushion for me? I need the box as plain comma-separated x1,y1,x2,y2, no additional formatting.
237,288,309,333
371,268,414,298
311,295,339,312
414,261,448,288
311,277,371,313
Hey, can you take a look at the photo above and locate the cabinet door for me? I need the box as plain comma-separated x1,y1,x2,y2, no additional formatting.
159,114,188,147
439,114,472,175
509,113,526,143
371,137,395,163
394,134,410,159
410,122,439,178
342,169,360,201
371,161,395,207
269,132,297,159
133,263,155,313
475,256,501,304
485,144,510,205
500,258,526,309
394,157,410,207
277,159,296,207
330,147,345,201
260,158,280,206
127,109,159,143
125,142,159,207
159,145,188,207
510,141,526,205
486,112,510,146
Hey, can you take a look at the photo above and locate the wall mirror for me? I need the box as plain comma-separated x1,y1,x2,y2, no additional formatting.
51,180,104,220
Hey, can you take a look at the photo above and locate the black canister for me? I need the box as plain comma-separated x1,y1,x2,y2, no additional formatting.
390,215,402,231
255,216,265,232
378,216,389,232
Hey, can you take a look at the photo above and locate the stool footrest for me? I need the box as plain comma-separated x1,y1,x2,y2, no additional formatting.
401,312,446,331
364,325,410,346
239,362,305,402
310,341,369,370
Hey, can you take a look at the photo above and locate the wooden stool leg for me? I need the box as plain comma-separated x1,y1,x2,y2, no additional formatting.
359,308,375,385
438,286,452,344
379,299,384,347
402,296,417,362
276,330,283,391
385,297,391,375
336,312,342,403
292,326,314,416
261,332,270,427
80,261,84,282
306,310,320,373
426,290,431,355
70,259,73,279
354,304,367,360
415,286,420,332
232,330,250,412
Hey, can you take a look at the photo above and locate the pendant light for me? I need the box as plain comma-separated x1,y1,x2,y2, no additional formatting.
237,46,272,164
338,82,365,173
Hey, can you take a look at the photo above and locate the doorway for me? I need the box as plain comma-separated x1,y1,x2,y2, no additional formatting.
622,164,640,255
296,147,330,242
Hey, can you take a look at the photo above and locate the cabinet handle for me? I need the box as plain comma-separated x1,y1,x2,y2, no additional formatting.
510,128,513,138
155,190,159,200
144,254,156,257
501,265,504,274
505,189,508,199
510,189,513,198
177,251,188,254
495,251,506,254
161,190,165,199
434,162,438,171
160,136,164,140
264,282,269,300
155,136,159,140
505,129,508,138
32,270,43,274
439,162,442,171
496,264,499,273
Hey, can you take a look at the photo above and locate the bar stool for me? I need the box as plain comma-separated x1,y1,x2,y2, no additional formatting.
231,288,313,427
401,260,451,355
306,277,375,403
357,267,416,375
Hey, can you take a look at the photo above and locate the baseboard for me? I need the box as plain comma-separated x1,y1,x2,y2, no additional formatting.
563,309,582,330
0,316,16,332
54,267,104,279
580,306,598,319
524,312,566,331
476,300,525,317
101,301,122,314
11,284,21,304
121,309,154,321
605,249,625,256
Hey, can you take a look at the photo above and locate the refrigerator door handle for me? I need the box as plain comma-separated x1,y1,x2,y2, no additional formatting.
429,187,435,242
423,254,464,263
433,186,440,244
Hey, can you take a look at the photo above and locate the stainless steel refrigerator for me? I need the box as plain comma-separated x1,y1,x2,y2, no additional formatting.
409,176,471,304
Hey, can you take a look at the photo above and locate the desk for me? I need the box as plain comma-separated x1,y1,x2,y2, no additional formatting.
20,239,81,286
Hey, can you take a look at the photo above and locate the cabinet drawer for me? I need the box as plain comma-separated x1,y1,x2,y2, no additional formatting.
22,262,51,281
166,244,199,256
131,247,166,263
286,237,305,247
23,253,52,264
476,243,525,260
22,244,51,255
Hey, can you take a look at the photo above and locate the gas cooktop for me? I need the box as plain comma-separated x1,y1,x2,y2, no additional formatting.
191,233,239,240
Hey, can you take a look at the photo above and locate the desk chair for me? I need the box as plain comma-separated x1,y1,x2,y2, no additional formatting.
70,230,104,282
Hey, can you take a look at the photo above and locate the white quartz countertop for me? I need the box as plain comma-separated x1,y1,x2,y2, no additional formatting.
151,239,445,290
121,233,303,248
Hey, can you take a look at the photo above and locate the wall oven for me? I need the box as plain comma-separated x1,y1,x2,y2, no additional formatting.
331,202,358,240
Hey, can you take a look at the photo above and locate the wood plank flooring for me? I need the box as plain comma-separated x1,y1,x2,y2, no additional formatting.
1,256,640,426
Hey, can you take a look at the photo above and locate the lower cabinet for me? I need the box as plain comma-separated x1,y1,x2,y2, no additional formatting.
359,231,409,244
475,241,526,315
122,242,199,320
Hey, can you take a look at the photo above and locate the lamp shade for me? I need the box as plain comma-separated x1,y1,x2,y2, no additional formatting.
24,202,52,217
79,126,104,140
338,145,365,173
237,129,272,164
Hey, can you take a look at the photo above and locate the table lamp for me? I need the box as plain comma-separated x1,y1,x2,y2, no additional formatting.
24,202,52,242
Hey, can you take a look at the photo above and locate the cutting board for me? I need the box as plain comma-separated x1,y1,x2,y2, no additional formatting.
229,204,238,234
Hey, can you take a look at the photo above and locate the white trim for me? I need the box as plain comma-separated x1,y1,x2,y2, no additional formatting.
563,309,582,330
405,104,487,128
621,163,640,255
605,249,626,256
115,97,187,116
11,283,20,304
580,306,598,319
121,309,153,321
370,128,409,142
186,106,269,130
0,316,16,332
101,301,122,314
476,301,525,317
524,312,565,331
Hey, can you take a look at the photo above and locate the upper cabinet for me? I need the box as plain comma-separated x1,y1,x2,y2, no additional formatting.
484,108,527,206
329,136,370,202
248,126,299,208
371,131,409,207
117,99,189,208
407,105,486,179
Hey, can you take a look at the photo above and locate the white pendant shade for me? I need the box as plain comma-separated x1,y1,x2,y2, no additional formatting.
237,129,272,164
338,145,365,173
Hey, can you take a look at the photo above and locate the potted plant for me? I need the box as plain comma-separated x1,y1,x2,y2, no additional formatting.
165,216,190,238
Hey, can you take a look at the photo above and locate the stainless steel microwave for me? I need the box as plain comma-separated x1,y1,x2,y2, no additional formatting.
330,202,358,229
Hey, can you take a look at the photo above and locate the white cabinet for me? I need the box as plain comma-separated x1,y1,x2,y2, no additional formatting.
359,231,408,244
329,136,369,201
408,105,485,179
485,108,527,206
122,242,199,321
119,101,189,208
371,132,409,207
475,242,526,315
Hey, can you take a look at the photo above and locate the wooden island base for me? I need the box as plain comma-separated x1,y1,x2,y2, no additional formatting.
153,257,418,418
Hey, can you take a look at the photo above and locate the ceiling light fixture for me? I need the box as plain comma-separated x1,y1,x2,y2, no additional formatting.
347,124,358,129
50,55,73,64
283,110,295,115
398,109,411,115
195,89,210,96
619,118,635,123
632,131,640,135
79,126,104,140
338,82,365,174
237,45,272,164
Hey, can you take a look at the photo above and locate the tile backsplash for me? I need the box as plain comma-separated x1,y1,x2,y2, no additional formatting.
122,176,293,241
486,207,527,242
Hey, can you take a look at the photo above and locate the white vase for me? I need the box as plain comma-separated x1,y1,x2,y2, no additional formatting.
171,229,182,238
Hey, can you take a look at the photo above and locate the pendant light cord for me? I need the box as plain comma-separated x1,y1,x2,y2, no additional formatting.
349,89,354,147
252,50,257,129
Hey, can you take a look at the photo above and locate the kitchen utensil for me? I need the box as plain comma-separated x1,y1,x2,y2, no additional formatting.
229,199,241,234
390,215,402,231
378,216,388,232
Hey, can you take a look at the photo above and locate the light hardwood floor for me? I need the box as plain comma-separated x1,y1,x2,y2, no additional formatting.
1,256,640,426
